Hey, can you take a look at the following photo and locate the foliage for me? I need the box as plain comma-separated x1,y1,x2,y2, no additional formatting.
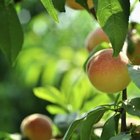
0,0,140,140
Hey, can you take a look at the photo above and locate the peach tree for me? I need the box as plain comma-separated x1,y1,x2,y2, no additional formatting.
1,0,140,140
39,0,140,140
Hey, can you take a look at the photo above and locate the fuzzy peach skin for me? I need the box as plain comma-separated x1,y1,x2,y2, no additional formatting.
20,113,52,140
66,0,93,10
87,49,131,93
85,28,109,52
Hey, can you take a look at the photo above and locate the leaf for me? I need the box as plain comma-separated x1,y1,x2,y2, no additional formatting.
33,86,66,107
0,132,12,140
110,133,132,140
63,115,86,140
101,114,120,140
76,0,89,9
63,106,107,140
93,0,130,56
40,0,59,22
52,0,66,12
128,65,140,88
47,105,67,114
0,2,23,63
80,106,107,140
123,97,140,117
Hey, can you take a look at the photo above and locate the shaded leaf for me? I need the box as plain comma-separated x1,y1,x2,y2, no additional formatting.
110,133,131,140
63,115,86,140
40,0,59,22
93,0,130,56
63,106,107,140
123,97,140,117
76,0,89,9
101,114,120,140
80,106,107,140
128,65,140,88
0,2,23,63
52,0,66,12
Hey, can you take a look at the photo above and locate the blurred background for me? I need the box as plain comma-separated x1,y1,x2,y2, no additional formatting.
0,0,140,138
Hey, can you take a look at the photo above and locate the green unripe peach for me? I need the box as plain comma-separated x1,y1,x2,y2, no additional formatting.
87,49,131,93
20,113,53,140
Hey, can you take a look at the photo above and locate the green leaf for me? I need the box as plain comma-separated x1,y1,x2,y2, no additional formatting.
52,0,66,12
101,114,120,140
0,2,23,63
33,86,66,107
63,115,86,140
93,0,130,56
123,97,140,117
80,106,107,140
76,0,89,9
47,105,67,114
128,65,140,88
0,132,12,140
40,0,59,22
110,133,131,140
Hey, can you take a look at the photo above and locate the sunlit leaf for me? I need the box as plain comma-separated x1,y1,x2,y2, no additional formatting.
0,132,12,140
60,70,93,111
101,114,120,140
80,106,107,140
123,97,140,117
0,2,23,63
128,65,140,88
33,86,66,107
47,105,67,114
93,0,130,56
40,0,59,22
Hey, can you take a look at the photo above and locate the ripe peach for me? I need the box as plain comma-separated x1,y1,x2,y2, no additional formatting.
85,28,109,52
20,113,52,140
66,0,93,10
86,49,131,93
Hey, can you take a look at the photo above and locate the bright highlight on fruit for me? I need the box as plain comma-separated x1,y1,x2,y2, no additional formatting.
85,28,109,52
66,0,93,10
86,49,131,93
20,113,52,140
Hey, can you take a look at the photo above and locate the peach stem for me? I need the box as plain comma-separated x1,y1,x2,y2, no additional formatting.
121,88,127,132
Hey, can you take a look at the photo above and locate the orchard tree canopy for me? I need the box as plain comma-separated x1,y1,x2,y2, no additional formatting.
1,0,140,140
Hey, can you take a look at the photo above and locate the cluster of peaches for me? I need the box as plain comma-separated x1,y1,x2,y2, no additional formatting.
67,0,140,94
19,1,140,140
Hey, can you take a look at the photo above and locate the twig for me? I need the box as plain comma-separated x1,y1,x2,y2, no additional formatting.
121,88,127,132
88,8,97,20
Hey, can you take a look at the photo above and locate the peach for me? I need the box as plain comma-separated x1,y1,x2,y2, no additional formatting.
85,28,109,52
20,113,52,140
86,49,131,93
